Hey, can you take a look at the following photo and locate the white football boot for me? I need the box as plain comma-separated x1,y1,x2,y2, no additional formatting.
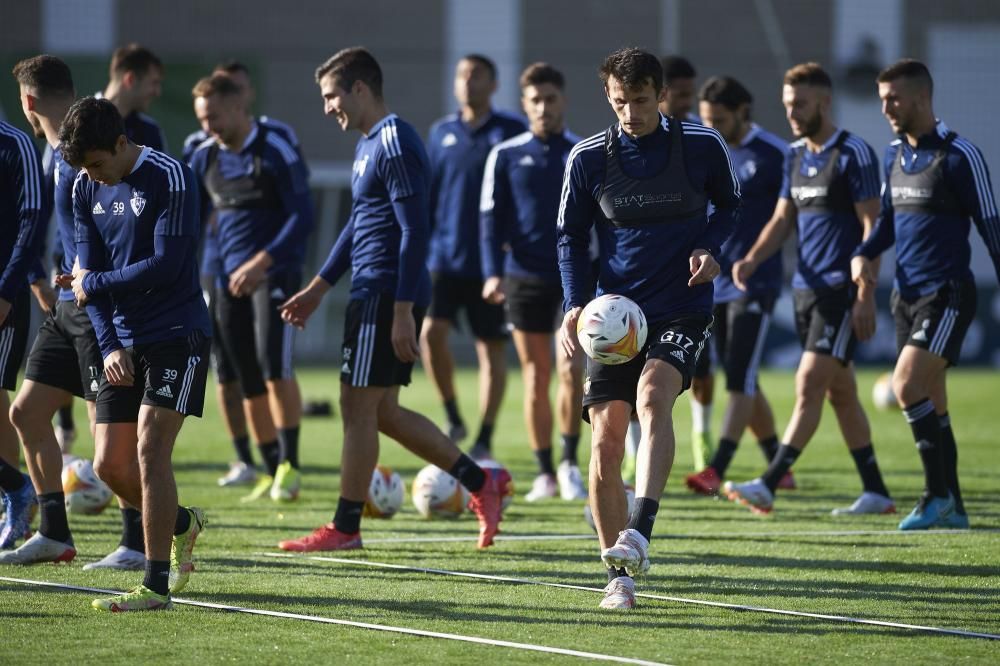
601,528,650,576
557,461,587,500
82,545,146,571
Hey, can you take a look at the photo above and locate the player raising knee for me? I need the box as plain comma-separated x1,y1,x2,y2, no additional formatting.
276,48,509,553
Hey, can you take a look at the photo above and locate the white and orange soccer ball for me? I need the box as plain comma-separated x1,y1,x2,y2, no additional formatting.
61,457,113,515
411,464,470,519
872,372,899,411
583,483,635,533
363,465,405,519
577,294,648,365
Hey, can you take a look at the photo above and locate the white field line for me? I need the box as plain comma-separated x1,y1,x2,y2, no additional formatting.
359,528,999,545
259,552,1000,642
0,575,671,666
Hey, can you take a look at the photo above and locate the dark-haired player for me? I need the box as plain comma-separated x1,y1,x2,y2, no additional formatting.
99,43,167,152
422,55,526,458
277,47,509,553
559,47,740,609
58,97,207,611
853,59,1000,530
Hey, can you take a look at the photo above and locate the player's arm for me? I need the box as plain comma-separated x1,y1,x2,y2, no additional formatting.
281,215,354,330
690,128,741,286
0,139,46,325
479,145,512,304
842,141,883,339
953,142,1000,286
230,142,314,296
557,146,598,358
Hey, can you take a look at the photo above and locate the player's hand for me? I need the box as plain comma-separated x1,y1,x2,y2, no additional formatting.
228,260,268,297
688,249,719,287
560,306,583,359
732,257,758,292
30,278,57,315
482,276,505,305
851,255,876,290
0,297,10,328
390,302,420,363
852,290,877,341
70,268,91,306
54,273,74,289
279,279,328,329
104,348,134,386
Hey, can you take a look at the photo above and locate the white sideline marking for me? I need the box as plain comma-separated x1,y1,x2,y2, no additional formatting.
259,553,1000,642
0,575,671,666
360,528,999,545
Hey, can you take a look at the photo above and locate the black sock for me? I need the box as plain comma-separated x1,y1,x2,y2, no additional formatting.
625,496,659,542
38,492,72,544
761,444,801,493
173,506,192,536
0,459,26,493
849,444,890,498
607,566,629,582
474,422,494,450
535,448,556,476
449,454,486,493
233,435,254,466
259,441,281,476
56,404,75,431
758,435,779,463
144,559,170,596
708,438,739,478
278,426,301,468
119,507,145,552
938,413,965,514
903,399,948,498
444,399,463,427
333,496,365,534
560,434,580,464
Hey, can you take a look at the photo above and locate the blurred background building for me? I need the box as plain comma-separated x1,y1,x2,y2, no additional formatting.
3,0,999,364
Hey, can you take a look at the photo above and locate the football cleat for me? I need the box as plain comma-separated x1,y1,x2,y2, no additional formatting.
601,528,650,577
777,471,797,490
240,474,274,503
685,467,721,496
92,585,172,612
898,493,954,531
169,507,206,594
831,492,896,516
724,478,774,514
83,546,146,571
599,575,636,610
270,462,301,502
691,428,714,471
0,478,38,550
217,461,257,487
468,466,510,548
557,460,587,500
941,511,970,529
0,532,76,564
278,523,362,552
524,473,557,502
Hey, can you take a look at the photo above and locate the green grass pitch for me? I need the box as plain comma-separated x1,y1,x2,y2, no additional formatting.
2,367,998,664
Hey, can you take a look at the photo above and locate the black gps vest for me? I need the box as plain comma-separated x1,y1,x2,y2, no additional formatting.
789,131,854,214
597,116,707,227
889,133,963,215
203,127,283,211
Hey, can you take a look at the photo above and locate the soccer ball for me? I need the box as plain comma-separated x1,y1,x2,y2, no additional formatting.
583,483,635,533
411,465,470,519
61,457,113,515
477,459,515,510
363,465,404,518
577,294,648,365
872,372,899,411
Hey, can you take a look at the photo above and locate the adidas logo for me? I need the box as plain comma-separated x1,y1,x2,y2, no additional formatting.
341,362,351,374
270,287,286,300
670,350,685,362
518,155,535,166
155,385,173,398
92,202,106,215
442,133,457,147
815,338,831,350
90,380,99,392
912,329,927,342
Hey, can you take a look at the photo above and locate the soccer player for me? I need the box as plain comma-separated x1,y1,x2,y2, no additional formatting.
277,47,509,552
852,59,1000,529
658,55,700,123
422,55,527,458
99,44,167,152
684,76,794,496
479,63,586,501
725,63,895,516
558,48,740,609
58,97,208,611
189,74,312,502
0,109,46,551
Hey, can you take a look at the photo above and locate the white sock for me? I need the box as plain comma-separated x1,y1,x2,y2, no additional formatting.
625,419,641,459
691,398,712,434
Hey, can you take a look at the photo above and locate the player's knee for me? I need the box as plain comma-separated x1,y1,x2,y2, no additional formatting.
794,366,828,404
591,439,625,479
636,381,678,417
7,398,34,432
420,319,447,347
892,371,924,407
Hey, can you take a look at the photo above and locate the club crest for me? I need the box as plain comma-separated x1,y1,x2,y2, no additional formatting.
130,190,146,217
